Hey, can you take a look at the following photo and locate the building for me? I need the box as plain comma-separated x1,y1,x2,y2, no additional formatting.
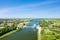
17,23,24,30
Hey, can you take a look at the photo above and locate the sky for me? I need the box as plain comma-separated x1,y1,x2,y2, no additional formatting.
0,0,60,18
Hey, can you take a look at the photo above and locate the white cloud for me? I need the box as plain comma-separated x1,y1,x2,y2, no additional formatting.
6,1,57,10
2,1,56,13
0,9,8,14
0,1,59,18
0,1,58,12
25,1,56,7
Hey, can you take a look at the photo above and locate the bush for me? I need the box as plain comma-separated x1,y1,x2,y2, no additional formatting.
0,25,16,36
41,28,60,40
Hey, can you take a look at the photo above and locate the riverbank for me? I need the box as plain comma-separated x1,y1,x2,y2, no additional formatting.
23,22,30,28
0,21,30,39
1,19,38,40
37,30,41,40
37,25,41,40
0,30,17,39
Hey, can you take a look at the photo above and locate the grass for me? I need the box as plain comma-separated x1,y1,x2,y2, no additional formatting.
37,29,41,40
49,20,60,24
0,30,17,39
0,22,30,39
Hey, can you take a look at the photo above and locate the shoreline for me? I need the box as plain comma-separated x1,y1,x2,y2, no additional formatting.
0,30,17,39
0,21,30,39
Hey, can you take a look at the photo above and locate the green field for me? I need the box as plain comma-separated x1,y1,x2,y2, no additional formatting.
39,19,60,40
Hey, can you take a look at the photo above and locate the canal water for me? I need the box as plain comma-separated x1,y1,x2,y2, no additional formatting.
2,19,39,40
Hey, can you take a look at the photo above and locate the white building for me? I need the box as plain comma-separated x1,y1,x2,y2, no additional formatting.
17,23,24,30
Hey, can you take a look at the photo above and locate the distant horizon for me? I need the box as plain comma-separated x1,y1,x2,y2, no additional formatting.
0,18,60,19
0,0,60,18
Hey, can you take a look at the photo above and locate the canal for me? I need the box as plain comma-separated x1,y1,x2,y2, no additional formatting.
2,19,39,40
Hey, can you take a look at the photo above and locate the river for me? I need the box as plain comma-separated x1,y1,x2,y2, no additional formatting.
2,19,39,40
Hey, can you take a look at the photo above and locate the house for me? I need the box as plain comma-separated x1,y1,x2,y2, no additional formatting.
7,20,14,27
7,23,13,26
17,23,24,29
0,23,4,27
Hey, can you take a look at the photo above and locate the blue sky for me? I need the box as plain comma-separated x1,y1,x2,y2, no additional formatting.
0,0,60,18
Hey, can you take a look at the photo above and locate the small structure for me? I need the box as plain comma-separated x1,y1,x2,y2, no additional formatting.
7,23,13,27
0,23,4,27
17,23,24,30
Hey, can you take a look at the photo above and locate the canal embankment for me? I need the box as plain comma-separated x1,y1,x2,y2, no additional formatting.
36,25,41,40
0,21,30,39
0,30,17,39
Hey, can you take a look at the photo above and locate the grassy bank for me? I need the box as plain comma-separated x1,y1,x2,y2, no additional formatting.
39,19,60,40
0,30,17,39
0,22,30,39
37,27,41,40
37,30,41,40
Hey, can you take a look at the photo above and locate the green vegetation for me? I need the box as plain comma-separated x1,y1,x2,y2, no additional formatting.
0,19,23,38
39,19,60,40
37,29,41,40
0,26,16,36
39,20,53,27
0,18,30,39
41,28,60,40
0,30,17,39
